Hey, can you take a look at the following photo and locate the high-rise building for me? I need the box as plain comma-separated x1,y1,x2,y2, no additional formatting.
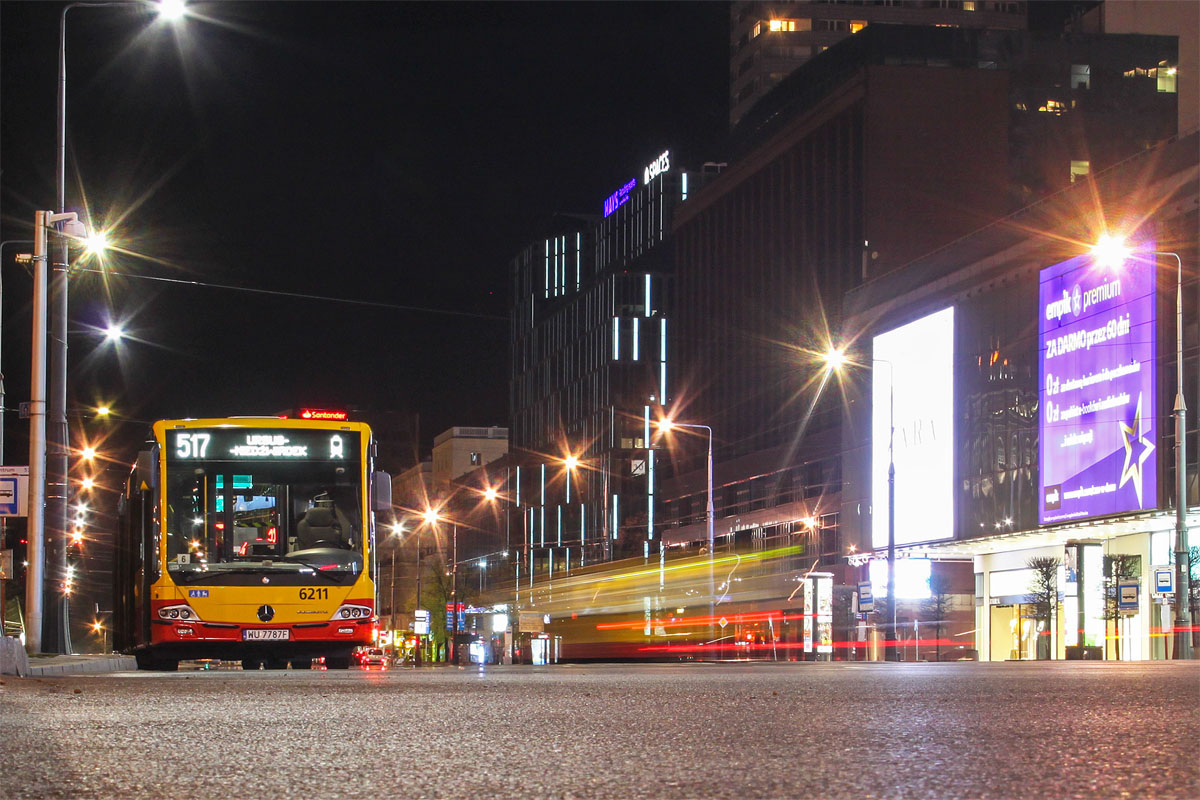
729,0,1028,129
508,154,718,575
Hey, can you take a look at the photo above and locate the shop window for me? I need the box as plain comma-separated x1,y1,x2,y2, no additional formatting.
1070,160,1090,183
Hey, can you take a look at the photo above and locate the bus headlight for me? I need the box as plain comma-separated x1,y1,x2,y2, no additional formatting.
332,604,371,620
158,604,203,622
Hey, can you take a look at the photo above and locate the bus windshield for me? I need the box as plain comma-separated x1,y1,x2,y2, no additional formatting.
164,457,363,580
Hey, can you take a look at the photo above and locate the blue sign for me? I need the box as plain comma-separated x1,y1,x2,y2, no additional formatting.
1117,581,1139,611
1155,568,1174,594
1038,238,1158,524
0,478,18,516
189,589,209,598
603,178,637,217
858,581,873,613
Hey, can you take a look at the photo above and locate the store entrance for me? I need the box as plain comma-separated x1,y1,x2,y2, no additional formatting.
990,604,1045,660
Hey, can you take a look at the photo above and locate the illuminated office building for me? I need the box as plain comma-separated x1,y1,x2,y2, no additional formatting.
508,155,718,579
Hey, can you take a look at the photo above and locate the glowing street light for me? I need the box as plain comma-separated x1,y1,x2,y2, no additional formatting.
91,620,106,653
826,346,899,662
83,229,109,258
657,416,717,648
422,506,459,663
1090,235,1191,659
46,0,190,657
157,0,188,22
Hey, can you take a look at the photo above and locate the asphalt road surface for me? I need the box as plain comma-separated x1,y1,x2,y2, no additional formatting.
2,660,1197,799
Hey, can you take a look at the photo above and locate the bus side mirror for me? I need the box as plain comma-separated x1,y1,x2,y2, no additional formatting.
371,471,392,512
136,450,157,491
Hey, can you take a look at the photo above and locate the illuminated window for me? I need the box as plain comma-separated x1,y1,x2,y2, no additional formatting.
1071,64,1090,90
1037,99,1067,115
769,18,809,32
1069,160,1090,183
1158,61,1177,93
752,21,762,37
850,20,867,33
963,1,977,10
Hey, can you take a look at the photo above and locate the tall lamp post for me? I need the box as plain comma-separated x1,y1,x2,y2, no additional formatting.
25,211,89,655
656,418,715,649
48,0,187,654
423,507,458,663
826,348,899,662
1093,237,1192,658
388,522,405,650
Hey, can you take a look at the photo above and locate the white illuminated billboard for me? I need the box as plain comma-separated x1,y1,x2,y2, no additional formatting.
872,307,955,548
869,558,932,600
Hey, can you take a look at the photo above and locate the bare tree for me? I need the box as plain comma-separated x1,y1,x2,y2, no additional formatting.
1026,556,1060,660
1102,554,1141,660
923,572,954,662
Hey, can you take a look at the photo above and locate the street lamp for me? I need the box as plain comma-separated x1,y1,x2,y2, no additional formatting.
480,483,516,663
826,348,899,662
1092,236,1192,659
423,507,458,663
387,522,406,646
657,417,716,650
47,0,188,655
25,211,90,655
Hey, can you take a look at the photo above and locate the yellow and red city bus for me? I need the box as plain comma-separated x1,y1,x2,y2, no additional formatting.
114,417,391,670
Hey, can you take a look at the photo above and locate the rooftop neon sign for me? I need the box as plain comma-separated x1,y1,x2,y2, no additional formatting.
604,178,637,217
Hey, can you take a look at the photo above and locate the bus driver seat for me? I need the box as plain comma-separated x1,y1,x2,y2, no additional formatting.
296,506,342,549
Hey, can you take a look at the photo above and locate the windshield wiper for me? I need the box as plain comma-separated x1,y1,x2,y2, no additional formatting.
280,555,349,582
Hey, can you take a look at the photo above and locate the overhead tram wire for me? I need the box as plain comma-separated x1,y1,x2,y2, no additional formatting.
73,267,507,322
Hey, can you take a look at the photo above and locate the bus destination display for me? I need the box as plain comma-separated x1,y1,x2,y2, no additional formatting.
167,428,360,464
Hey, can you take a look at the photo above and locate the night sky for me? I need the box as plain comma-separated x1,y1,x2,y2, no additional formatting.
0,1,730,464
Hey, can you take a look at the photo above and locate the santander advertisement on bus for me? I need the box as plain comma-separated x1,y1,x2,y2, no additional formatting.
1038,237,1157,525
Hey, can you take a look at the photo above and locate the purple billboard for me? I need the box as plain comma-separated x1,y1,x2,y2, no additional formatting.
1039,239,1157,524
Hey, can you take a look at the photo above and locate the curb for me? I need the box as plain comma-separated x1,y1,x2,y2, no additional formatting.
26,656,138,676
